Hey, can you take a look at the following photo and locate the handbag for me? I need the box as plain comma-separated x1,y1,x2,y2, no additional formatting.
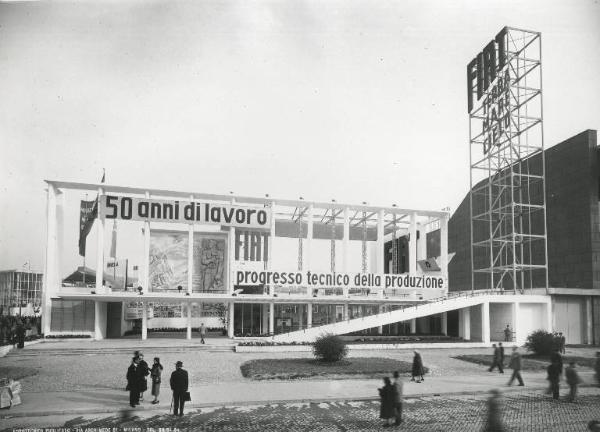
184,391,191,402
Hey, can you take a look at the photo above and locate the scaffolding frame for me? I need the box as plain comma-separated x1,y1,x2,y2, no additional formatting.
469,27,549,294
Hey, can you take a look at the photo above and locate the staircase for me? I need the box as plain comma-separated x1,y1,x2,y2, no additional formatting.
7,344,235,357
272,290,512,343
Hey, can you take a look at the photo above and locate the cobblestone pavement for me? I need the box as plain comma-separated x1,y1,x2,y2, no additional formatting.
9,387,597,432
3,344,597,393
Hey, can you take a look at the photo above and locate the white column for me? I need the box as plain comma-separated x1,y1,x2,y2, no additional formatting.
440,215,449,281
42,184,58,336
95,186,105,291
546,298,553,333
188,195,194,295
141,301,147,340
228,302,234,337
463,307,471,340
343,207,350,272
269,201,276,295
143,191,151,293
269,302,274,335
187,199,194,340
307,303,313,328
513,302,520,344
441,312,448,335
94,186,105,341
586,297,593,345
417,223,427,261
410,318,417,334
409,212,417,274
377,209,384,275
229,196,236,295
343,207,350,298
344,303,349,321
482,302,490,344
378,305,384,334
303,204,314,271
186,304,192,340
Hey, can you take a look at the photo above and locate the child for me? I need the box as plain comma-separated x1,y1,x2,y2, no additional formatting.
565,361,583,402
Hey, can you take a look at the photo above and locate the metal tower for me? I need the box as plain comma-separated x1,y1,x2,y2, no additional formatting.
469,27,549,293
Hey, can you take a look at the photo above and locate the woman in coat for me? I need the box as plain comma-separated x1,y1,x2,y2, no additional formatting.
150,357,163,404
126,357,140,408
134,351,150,401
411,350,425,383
378,377,396,427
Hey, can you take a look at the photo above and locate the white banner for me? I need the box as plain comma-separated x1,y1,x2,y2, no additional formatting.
125,302,153,320
100,194,271,229
235,270,447,290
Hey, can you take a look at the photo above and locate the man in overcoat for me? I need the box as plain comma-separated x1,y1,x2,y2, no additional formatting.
170,360,189,416
488,344,504,374
126,357,141,408
507,346,524,386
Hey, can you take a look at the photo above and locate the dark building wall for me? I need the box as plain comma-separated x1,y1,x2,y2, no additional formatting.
545,130,599,289
443,130,599,291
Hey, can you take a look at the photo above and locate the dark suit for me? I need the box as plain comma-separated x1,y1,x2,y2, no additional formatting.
170,368,189,415
127,364,140,407
488,347,504,373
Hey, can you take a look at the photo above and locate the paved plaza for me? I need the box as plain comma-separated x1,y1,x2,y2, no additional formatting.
1,339,599,431
3,388,600,431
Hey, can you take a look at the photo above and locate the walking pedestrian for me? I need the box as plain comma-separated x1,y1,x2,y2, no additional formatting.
507,347,524,386
547,359,561,400
170,360,189,416
559,332,566,354
199,323,206,344
392,371,403,426
484,389,504,432
499,343,505,367
134,351,150,402
504,325,511,342
411,350,425,383
150,357,163,404
550,349,563,375
126,357,140,408
565,361,583,402
15,322,26,349
378,377,395,427
594,351,600,387
488,344,504,374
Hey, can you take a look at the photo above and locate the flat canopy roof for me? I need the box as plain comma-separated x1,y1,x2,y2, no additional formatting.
45,180,449,219
54,291,426,305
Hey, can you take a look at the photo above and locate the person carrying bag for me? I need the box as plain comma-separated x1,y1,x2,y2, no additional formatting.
170,360,189,416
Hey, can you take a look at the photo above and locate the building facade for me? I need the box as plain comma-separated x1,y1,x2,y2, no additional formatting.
42,181,456,340
439,130,600,344
0,270,43,316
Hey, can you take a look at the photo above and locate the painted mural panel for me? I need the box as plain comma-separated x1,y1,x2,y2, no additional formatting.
193,235,227,293
149,231,188,292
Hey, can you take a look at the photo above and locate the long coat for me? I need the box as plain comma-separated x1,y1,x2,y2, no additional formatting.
170,368,189,394
379,384,396,419
138,360,150,392
151,363,163,396
509,352,522,371
412,353,424,376
127,364,141,391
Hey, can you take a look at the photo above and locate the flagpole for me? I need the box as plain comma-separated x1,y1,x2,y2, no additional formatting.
83,193,88,286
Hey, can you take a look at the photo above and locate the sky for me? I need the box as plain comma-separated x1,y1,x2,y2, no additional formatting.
0,0,599,275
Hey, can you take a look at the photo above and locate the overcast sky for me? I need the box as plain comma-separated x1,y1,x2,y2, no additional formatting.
0,0,599,274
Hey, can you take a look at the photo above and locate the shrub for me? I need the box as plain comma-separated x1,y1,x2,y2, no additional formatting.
312,334,348,362
524,330,560,356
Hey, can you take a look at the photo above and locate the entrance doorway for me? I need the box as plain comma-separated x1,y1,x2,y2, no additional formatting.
106,302,122,338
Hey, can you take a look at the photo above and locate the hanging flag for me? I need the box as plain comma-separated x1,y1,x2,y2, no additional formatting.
110,219,117,259
78,170,106,257
78,200,96,256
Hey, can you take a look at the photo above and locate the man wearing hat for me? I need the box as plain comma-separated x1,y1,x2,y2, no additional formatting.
170,360,189,416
